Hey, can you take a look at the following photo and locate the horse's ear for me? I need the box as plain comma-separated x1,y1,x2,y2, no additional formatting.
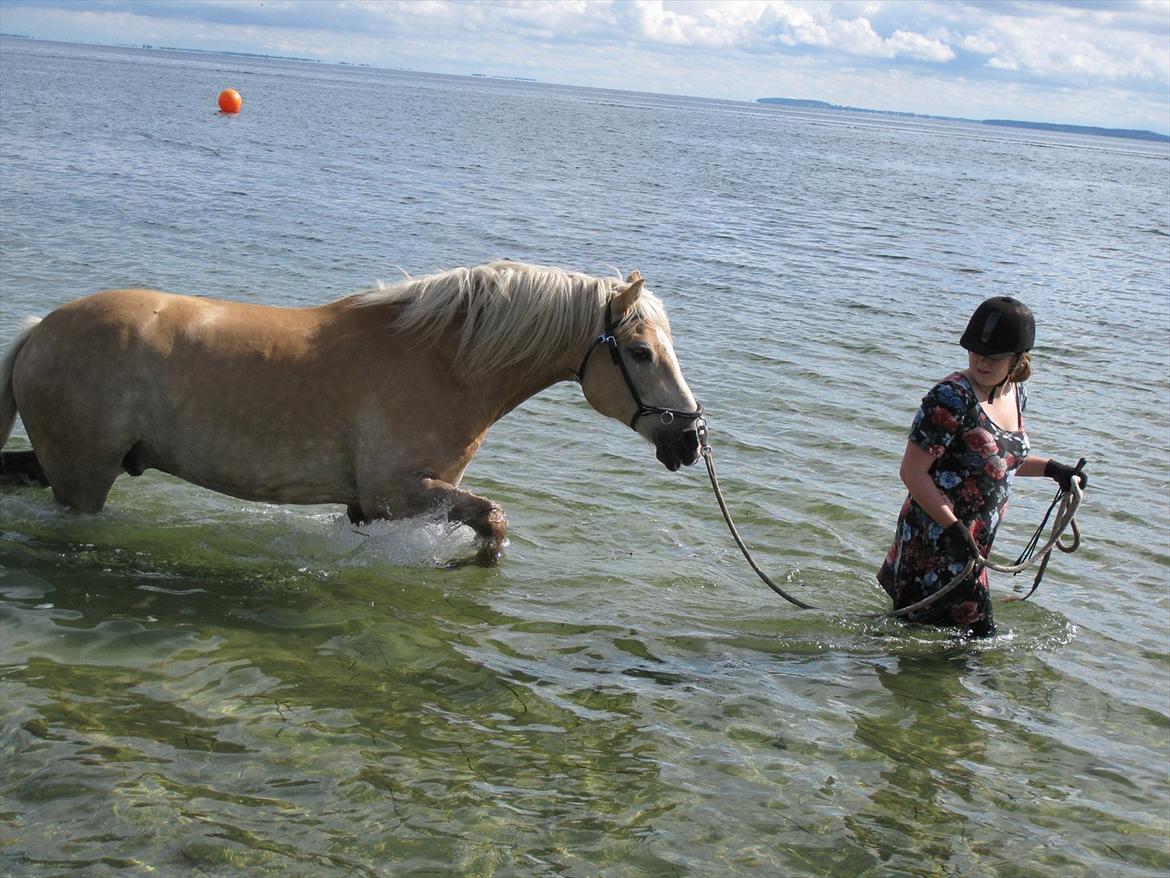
614,276,645,314
625,270,643,283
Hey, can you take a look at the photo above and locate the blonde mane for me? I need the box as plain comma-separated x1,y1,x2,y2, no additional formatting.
352,261,670,378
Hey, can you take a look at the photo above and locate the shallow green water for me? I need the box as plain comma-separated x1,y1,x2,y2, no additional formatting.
2,470,1164,876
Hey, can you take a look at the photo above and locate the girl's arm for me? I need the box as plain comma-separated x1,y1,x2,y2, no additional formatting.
1017,456,1049,477
899,441,959,528
1021,455,1087,489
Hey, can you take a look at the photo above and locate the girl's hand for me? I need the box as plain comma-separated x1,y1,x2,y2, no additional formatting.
1044,459,1088,491
943,521,981,567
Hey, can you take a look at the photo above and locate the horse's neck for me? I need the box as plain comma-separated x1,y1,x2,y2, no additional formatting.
328,300,582,429
475,349,581,424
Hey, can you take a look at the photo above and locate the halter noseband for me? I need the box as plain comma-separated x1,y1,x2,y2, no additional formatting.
573,301,704,429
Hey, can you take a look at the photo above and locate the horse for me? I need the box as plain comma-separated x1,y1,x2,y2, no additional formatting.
0,261,703,564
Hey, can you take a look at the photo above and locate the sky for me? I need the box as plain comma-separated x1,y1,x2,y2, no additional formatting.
1,0,1168,133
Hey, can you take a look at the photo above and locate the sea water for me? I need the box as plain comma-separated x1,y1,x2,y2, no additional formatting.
1,38,1168,877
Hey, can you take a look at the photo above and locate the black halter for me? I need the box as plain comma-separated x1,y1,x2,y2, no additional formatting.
573,302,704,429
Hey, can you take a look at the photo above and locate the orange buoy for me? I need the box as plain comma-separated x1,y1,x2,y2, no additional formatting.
217,88,242,113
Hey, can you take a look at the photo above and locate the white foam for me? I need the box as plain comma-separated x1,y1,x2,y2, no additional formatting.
259,506,482,569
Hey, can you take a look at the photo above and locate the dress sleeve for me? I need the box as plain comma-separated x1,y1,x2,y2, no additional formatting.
908,378,973,459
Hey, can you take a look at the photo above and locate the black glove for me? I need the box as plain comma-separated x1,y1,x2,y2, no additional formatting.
1045,459,1087,492
942,521,981,569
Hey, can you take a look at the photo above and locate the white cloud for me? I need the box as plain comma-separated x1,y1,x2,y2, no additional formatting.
887,28,954,62
960,33,999,56
987,57,1021,72
951,1,1170,82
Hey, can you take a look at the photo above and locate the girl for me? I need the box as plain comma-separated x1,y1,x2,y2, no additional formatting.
878,296,1086,637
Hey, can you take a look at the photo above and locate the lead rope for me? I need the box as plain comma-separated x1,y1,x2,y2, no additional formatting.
697,420,817,610
696,420,1084,618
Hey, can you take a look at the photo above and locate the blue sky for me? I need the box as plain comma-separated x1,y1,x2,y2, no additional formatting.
2,0,1168,133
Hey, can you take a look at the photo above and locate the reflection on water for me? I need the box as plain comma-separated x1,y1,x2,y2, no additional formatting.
848,656,989,870
3,568,687,874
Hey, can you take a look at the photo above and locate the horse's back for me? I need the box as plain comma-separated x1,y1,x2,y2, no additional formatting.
23,288,330,370
24,288,206,360
15,287,338,425
36,287,268,344
8,288,360,507
48,287,194,323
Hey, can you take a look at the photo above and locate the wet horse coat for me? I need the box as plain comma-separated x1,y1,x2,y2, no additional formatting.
0,261,701,562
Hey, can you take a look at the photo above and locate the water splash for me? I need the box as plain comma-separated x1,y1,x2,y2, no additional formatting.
0,486,485,578
278,507,482,569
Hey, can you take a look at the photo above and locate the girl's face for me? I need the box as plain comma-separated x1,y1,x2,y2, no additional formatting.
967,350,1014,390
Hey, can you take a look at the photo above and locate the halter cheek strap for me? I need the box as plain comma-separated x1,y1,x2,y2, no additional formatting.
573,302,704,429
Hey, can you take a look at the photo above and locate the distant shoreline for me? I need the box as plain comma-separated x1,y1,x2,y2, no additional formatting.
3,33,1165,141
757,97,1170,143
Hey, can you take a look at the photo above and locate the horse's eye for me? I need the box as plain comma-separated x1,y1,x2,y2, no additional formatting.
629,345,653,363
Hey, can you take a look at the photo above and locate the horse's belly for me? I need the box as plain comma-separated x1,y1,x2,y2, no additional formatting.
140,438,357,506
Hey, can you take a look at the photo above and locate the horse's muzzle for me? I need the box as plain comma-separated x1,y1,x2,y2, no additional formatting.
655,426,701,472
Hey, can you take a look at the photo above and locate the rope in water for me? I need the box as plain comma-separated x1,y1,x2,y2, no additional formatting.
696,422,1083,618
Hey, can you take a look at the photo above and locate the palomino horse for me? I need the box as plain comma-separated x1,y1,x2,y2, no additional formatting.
0,261,702,563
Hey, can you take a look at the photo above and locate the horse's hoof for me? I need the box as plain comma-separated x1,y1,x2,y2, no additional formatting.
472,541,505,567
474,549,502,567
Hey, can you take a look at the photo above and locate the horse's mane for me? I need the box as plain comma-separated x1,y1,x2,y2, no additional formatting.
351,261,670,378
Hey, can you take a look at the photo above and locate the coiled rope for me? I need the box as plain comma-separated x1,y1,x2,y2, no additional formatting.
696,421,1083,618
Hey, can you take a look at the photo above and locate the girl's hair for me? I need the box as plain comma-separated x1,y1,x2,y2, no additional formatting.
1010,351,1033,384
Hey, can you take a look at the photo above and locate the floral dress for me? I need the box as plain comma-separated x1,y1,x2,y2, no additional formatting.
877,372,1029,634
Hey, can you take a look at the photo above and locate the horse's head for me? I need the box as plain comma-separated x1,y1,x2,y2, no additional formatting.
576,271,703,472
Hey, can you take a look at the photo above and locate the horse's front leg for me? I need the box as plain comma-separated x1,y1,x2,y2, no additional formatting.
356,476,509,566
441,480,509,566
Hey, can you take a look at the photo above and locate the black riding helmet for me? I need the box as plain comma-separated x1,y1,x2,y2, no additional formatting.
960,296,1035,401
960,296,1035,357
